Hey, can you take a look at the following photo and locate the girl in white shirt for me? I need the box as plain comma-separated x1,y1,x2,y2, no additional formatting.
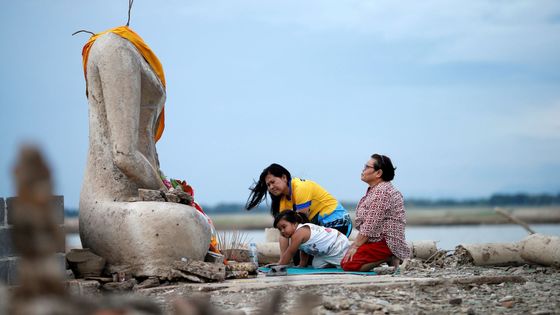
274,211,350,268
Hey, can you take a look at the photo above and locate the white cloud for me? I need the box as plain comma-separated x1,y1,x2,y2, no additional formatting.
172,0,560,65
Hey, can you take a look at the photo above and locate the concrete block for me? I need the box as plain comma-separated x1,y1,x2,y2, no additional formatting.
0,257,19,285
7,258,18,285
6,195,64,225
0,259,8,284
0,198,4,226
5,198,14,225
0,228,14,258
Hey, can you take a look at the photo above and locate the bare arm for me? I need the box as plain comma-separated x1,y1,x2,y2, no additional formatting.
277,227,309,265
342,232,369,264
279,235,289,255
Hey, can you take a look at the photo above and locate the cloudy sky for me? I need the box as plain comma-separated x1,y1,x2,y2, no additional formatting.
1,0,559,208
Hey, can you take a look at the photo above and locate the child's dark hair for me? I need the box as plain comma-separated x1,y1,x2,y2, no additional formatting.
273,210,309,228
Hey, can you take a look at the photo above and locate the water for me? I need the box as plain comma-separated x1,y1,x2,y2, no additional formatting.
67,224,560,251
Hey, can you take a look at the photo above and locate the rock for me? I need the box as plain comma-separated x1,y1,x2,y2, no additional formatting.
500,300,514,308
373,266,396,275
222,248,251,263
172,269,204,283
102,278,138,292
449,297,463,305
226,270,249,279
323,298,351,311
66,248,106,278
360,301,383,312
164,192,180,203
173,260,226,281
66,279,101,296
138,189,166,202
226,262,258,274
387,304,405,313
174,191,194,204
498,295,514,303
133,277,160,290
205,251,224,264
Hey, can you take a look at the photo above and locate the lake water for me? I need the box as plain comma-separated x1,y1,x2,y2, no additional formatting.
67,224,560,251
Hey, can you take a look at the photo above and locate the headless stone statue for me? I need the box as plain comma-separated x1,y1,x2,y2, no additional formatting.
79,32,211,277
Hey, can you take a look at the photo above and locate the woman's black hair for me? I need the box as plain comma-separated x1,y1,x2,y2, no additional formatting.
372,154,396,181
273,210,309,228
245,163,291,217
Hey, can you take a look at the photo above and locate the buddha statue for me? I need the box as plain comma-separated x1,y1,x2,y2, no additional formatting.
79,27,211,277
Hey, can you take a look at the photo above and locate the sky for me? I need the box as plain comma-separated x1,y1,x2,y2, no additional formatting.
1,0,559,209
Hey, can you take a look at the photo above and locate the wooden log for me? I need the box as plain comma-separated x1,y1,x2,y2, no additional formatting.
520,233,560,267
455,243,528,266
172,260,226,281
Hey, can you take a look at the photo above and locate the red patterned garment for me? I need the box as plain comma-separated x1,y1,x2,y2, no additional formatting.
355,181,411,260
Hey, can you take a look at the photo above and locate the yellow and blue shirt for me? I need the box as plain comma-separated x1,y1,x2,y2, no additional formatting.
279,178,350,229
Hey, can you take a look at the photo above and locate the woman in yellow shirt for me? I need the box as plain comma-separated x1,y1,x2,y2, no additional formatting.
246,164,352,258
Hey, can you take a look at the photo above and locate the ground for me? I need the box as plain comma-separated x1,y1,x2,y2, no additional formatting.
135,261,560,315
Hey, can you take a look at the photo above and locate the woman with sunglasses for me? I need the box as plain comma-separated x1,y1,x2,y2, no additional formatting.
341,154,411,271
246,163,352,260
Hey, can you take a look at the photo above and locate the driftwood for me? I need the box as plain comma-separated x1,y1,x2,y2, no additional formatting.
454,243,528,266
520,233,560,267
495,207,535,234
408,240,438,260
172,260,226,281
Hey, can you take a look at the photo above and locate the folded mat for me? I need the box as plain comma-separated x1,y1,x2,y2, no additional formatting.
258,266,377,276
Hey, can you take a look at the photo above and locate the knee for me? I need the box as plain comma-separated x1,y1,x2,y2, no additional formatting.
340,260,361,272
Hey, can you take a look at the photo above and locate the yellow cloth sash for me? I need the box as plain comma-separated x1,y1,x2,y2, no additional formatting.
81,26,165,142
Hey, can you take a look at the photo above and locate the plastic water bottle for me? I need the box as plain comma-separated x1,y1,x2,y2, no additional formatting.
248,242,259,267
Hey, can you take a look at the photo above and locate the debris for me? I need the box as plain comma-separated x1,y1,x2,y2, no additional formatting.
172,260,226,282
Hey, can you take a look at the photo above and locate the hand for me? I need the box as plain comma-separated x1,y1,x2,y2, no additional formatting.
342,245,358,264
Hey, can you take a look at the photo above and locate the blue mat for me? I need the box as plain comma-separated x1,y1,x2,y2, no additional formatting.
258,266,377,276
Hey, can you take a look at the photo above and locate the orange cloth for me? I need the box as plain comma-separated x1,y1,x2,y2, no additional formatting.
81,26,165,142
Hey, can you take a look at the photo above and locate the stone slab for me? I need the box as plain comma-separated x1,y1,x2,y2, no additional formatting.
0,257,19,285
0,228,14,258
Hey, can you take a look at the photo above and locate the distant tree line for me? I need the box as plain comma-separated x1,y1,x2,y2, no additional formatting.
64,192,560,216
404,192,560,208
